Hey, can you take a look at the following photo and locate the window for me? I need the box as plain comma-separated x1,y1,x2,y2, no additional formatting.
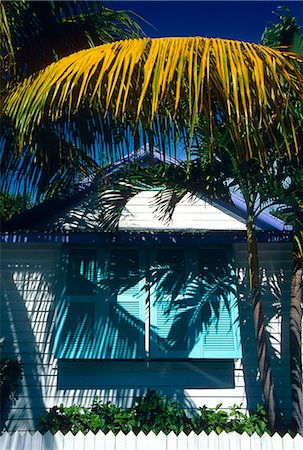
55,246,242,360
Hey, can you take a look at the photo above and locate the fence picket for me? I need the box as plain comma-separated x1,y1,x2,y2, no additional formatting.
282,433,294,450
115,432,128,450
198,431,209,450
135,431,145,450
104,431,116,450
208,431,220,450
0,432,11,450
41,431,54,450
52,430,63,450
239,432,252,450
83,431,95,450
229,430,243,450
176,432,188,450
271,434,283,450
250,433,262,450
218,431,230,450
167,431,178,450
8,432,19,450
141,431,163,450
73,432,85,450
63,432,75,450
186,431,198,450
30,431,43,450
260,432,273,450
293,434,303,450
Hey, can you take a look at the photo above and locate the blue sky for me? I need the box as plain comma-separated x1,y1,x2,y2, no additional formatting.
105,1,302,43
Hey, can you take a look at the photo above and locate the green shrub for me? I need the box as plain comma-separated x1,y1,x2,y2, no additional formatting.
132,389,191,434
0,355,23,408
40,390,270,435
192,403,268,436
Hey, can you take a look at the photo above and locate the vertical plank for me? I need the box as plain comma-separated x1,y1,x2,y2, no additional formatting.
93,431,105,450
260,433,273,450
250,433,262,450
270,434,283,450
186,432,199,450
155,432,167,450
104,431,116,450
124,432,137,450
9,432,19,450
217,431,230,450
293,434,303,450
282,434,294,450
73,431,86,450
115,432,128,450
30,431,43,450
42,431,54,450
176,432,188,450
228,431,242,450
62,431,75,450
198,431,209,450
166,432,178,450
239,432,252,450
15,431,24,450
208,431,220,450
53,430,64,450
83,431,95,450
135,432,146,450
22,432,37,450
0,432,11,450
148,431,164,450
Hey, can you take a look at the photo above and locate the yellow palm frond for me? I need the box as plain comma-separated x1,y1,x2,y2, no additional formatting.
4,36,303,159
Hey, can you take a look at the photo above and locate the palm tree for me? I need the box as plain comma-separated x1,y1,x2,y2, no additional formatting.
262,8,303,434
2,8,303,431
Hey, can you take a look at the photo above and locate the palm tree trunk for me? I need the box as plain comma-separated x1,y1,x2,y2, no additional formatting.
247,212,277,431
290,226,303,435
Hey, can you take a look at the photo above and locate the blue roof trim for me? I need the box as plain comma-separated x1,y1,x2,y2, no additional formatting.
0,230,293,245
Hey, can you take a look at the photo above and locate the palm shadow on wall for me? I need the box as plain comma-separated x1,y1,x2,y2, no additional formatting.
55,246,239,409
237,264,290,413
0,256,57,431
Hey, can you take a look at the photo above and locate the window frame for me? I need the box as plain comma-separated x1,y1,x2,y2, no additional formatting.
55,244,242,361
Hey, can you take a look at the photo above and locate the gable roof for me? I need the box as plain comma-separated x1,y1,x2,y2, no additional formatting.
2,149,289,234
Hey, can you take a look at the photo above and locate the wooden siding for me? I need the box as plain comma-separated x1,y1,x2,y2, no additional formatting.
49,191,247,232
0,241,298,431
119,192,246,230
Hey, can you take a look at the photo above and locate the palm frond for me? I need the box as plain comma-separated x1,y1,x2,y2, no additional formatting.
1,1,144,81
5,37,303,161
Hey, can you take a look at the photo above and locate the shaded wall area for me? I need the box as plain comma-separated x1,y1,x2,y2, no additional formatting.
234,243,293,420
0,244,59,431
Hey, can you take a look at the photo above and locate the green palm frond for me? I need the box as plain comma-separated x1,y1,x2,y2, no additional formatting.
1,1,144,81
5,37,303,161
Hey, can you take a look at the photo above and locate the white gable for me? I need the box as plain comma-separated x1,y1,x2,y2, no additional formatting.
50,190,246,232
119,191,246,231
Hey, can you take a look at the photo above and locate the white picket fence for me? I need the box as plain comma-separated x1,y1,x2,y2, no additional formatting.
1,431,303,450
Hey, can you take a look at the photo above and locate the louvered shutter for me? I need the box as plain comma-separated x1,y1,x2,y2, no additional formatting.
56,301,95,359
66,248,97,295
97,248,145,359
56,248,97,359
150,248,189,358
188,249,242,359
